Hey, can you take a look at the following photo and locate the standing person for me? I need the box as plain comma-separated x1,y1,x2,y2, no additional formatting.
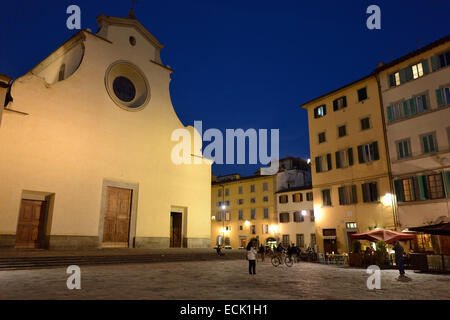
394,241,405,277
258,244,265,262
247,241,257,275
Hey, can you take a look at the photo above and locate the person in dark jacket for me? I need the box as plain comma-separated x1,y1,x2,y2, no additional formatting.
394,241,405,276
258,244,265,262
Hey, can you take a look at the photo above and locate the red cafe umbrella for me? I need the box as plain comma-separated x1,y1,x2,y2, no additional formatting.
350,229,415,244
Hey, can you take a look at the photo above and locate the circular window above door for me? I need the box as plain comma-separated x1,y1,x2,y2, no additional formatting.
105,61,150,111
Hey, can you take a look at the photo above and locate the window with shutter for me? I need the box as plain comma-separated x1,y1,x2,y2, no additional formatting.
322,189,331,206
338,125,346,137
338,185,357,205
396,139,411,159
357,87,368,101
362,182,378,203
428,174,445,199
263,208,269,219
411,62,424,79
361,117,370,130
394,180,404,202
315,156,322,173
318,132,326,143
314,105,326,118
333,96,347,111
421,133,437,154
279,212,290,223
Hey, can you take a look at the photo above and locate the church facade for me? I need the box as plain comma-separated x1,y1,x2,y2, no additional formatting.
0,12,212,249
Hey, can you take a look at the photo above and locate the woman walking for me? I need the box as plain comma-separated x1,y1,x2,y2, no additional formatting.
247,241,257,275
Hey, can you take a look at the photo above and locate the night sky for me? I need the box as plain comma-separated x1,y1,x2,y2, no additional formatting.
1,0,449,176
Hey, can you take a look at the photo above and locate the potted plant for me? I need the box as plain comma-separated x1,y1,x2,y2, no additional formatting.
375,240,388,267
349,240,362,266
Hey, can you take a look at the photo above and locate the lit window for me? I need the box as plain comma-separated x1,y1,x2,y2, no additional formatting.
412,63,423,79
395,72,400,86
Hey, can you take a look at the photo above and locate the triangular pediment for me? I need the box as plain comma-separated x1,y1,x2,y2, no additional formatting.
96,13,164,50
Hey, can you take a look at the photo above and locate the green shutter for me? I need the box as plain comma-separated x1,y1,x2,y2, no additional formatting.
387,106,394,122
348,148,354,166
418,176,428,200
357,145,364,163
333,100,338,111
399,68,407,83
422,60,430,74
431,55,439,71
343,96,347,107
351,185,357,204
394,180,404,202
335,151,341,169
405,67,413,81
373,141,380,160
389,74,396,87
446,172,450,198
409,98,416,114
436,88,445,107
403,100,410,117
410,98,417,115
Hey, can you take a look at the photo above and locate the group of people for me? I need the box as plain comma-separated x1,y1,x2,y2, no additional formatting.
230,239,408,278
246,241,304,274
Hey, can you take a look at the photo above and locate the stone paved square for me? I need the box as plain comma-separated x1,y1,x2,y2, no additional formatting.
0,260,449,300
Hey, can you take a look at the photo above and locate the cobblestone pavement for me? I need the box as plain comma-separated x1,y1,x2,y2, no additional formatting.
0,259,449,300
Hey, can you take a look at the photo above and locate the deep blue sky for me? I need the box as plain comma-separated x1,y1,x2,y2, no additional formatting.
1,0,449,176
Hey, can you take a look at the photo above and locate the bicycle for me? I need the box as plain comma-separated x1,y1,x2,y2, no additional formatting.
271,250,294,267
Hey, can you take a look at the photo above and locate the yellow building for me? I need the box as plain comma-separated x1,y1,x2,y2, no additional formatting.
0,11,212,249
211,174,279,249
301,75,396,254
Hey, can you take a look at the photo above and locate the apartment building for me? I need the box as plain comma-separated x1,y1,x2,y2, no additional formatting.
376,36,450,235
301,76,396,254
211,174,278,249
276,187,315,249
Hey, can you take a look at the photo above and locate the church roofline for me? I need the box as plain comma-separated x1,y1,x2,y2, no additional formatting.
96,14,164,50
0,74,12,84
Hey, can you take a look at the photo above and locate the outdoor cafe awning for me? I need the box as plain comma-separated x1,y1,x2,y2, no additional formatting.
408,222,450,236
350,229,415,244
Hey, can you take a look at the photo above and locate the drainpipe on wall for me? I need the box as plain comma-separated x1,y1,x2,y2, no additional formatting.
374,72,399,230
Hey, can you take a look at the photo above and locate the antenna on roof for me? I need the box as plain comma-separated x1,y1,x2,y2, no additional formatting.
127,0,138,19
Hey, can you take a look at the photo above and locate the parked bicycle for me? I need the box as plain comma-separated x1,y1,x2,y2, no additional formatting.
271,249,294,267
